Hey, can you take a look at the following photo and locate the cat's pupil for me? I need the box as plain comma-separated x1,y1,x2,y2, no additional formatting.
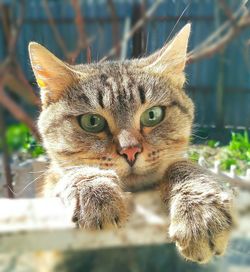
90,116,97,126
149,111,155,120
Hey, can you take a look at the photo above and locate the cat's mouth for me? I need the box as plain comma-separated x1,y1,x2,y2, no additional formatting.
122,162,159,179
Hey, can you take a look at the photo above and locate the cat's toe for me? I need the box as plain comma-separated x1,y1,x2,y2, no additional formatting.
178,229,231,263
169,223,212,263
178,237,213,264
171,221,233,263
209,229,231,256
170,223,232,263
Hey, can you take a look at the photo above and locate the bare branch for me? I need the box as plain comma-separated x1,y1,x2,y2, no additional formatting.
42,0,68,58
188,1,250,64
15,63,41,106
0,4,11,45
107,0,120,57
0,103,14,198
0,86,40,140
8,0,25,56
189,1,247,56
70,0,89,63
86,46,92,63
219,0,236,22
100,0,163,62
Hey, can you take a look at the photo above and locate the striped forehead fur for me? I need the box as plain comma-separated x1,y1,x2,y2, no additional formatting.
59,61,191,115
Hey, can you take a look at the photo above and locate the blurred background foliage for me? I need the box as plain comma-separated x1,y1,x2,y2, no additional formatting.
6,123,44,157
0,1,250,272
188,130,250,174
0,0,250,143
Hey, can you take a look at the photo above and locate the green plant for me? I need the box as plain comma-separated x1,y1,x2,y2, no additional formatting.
1,123,45,158
228,131,250,156
207,139,220,148
5,123,29,152
188,149,200,162
220,131,250,173
188,131,250,175
22,133,45,158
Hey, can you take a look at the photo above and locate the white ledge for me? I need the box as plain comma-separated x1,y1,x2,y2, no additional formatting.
0,192,170,253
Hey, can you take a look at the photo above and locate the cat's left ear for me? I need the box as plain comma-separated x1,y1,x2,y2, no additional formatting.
138,23,191,79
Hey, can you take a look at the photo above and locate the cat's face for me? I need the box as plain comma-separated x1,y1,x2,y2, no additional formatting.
29,24,194,188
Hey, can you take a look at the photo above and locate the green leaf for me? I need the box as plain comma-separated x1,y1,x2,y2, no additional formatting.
1,123,45,158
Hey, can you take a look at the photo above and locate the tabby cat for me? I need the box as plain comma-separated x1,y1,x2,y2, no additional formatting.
29,24,235,263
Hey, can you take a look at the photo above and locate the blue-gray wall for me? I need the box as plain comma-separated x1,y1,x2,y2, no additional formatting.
1,0,250,139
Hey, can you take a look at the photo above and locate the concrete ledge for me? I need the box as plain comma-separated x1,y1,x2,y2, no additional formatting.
1,188,250,254
0,191,170,253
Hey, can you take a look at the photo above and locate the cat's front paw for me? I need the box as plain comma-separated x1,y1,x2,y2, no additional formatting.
169,189,235,263
75,176,128,229
55,167,128,230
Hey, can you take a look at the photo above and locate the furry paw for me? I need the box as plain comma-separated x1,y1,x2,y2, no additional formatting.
54,167,128,229
169,189,235,263
75,177,127,229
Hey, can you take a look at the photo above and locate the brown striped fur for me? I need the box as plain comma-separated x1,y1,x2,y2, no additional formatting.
29,24,235,263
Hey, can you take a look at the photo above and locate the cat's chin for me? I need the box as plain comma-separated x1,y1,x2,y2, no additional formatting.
121,169,162,191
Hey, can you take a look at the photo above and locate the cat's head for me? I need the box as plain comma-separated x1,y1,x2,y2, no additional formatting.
29,24,194,188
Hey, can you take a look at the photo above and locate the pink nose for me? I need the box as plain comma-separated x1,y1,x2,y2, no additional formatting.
119,145,142,166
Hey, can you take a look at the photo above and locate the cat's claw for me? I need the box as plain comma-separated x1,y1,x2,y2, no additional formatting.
169,190,235,263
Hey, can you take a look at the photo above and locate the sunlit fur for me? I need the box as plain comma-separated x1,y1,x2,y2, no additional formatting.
38,61,194,190
30,24,235,264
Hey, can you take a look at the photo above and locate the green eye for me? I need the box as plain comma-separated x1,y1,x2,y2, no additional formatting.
140,106,164,127
79,114,106,133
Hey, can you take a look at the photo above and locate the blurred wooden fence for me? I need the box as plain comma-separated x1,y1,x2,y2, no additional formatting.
0,0,250,140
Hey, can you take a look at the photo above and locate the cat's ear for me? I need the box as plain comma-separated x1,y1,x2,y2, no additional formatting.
29,42,80,107
139,23,191,79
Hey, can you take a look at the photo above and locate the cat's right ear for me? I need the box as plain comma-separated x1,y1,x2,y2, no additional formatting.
29,42,81,107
